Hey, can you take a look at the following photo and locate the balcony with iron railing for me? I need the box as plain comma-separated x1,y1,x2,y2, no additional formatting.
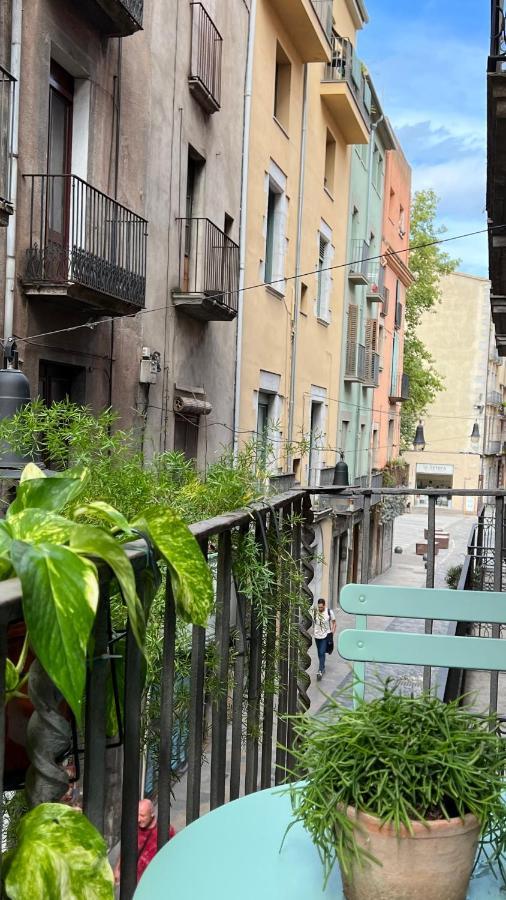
348,238,369,284
172,217,240,321
485,439,502,455
344,341,366,383
321,32,371,144
364,350,380,387
77,0,143,36
488,389,503,406
0,65,15,225
23,174,147,314
188,3,222,114
389,372,410,403
365,260,386,301
268,0,331,63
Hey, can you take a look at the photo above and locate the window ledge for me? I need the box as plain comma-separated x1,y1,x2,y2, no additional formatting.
273,116,290,139
266,283,285,300
316,315,330,327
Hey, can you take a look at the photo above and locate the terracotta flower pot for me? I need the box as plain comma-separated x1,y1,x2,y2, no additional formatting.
340,806,481,900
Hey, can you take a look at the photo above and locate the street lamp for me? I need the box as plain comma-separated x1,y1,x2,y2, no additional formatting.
413,421,426,452
333,450,349,486
470,421,480,448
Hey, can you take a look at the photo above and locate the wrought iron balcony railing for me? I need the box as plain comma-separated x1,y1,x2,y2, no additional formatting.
345,341,366,382
188,3,223,114
485,440,502,455
23,174,147,310
323,33,371,129
488,389,503,406
310,0,333,40
389,372,410,403
348,238,369,283
174,217,240,321
365,260,386,301
490,0,506,71
0,65,15,219
364,350,380,387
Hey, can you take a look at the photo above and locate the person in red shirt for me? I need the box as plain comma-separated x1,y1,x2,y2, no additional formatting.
114,799,176,886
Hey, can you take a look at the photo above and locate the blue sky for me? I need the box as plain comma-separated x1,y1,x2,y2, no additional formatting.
358,0,488,275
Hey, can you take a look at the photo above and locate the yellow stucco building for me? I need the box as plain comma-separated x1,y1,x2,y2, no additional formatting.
404,273,506,515
235,0,370,490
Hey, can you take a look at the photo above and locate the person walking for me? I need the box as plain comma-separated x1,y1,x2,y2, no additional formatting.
114,799,175,887
312,598,336,681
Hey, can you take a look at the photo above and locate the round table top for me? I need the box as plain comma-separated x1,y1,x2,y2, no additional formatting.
134,786,502,899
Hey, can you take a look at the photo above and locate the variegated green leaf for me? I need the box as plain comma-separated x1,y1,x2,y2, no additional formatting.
73,502,132,535
19,463,46,483
10,541,99,721
133,508,213,627
3,803,114,899
8,469,88,517
8,510,75,544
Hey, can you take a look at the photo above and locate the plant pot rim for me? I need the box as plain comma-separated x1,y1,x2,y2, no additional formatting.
345,806,480,839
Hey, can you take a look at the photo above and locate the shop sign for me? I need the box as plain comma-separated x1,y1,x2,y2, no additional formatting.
416,463,454,476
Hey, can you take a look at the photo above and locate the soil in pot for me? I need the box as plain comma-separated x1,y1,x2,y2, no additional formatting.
341,806,481,900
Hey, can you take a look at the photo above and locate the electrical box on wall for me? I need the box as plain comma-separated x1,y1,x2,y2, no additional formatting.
139,347,161,385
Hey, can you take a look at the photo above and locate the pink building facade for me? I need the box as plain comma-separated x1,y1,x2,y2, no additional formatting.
372,143,413,473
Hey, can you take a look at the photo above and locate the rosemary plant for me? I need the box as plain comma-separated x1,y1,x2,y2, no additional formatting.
288,684,506,885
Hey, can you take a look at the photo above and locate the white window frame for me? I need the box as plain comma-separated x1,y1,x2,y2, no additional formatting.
263,161,287,295
315,220,333,323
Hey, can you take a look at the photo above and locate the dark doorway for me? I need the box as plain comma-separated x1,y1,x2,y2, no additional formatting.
39,360,86,406
174,413,199,462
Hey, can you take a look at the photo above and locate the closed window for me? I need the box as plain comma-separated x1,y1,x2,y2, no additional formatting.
274,42,291,131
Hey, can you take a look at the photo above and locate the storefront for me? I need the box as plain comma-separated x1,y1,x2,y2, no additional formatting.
414,462,454,507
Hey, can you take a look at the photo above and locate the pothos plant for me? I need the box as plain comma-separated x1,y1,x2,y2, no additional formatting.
0,462,214,724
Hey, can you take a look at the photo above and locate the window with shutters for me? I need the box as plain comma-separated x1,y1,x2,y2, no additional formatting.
345,304,359,377
316,227,332,322
365,317,379,385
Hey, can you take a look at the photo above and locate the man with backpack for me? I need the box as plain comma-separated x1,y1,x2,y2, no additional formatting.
312,597,336,681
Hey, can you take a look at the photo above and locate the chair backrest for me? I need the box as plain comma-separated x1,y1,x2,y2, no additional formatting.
338,583,506,700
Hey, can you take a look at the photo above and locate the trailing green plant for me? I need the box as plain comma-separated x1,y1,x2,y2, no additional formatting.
0,462,213,722
2,803,114,899
445,564,463,590
286,683,506,887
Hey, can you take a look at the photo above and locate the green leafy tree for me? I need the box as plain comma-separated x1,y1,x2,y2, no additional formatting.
401,190,459,448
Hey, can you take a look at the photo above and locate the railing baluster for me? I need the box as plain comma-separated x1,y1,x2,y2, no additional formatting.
245,519,264,795
82,587,109,834
230,525,248,801
285,500,302,779
210,531,231,810
157,574,176,849
423,494,437,693
275,510,291,785
490,495,504,716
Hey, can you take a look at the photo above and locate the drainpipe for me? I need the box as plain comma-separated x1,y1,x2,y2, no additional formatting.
4,0,22,342
287,63,309,456
233,0,256,454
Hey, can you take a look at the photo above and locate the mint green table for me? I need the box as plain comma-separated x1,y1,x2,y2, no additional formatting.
134,786,503,899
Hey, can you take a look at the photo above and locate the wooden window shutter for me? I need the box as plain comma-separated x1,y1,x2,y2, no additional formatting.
346,304,359,374
365,318,378,382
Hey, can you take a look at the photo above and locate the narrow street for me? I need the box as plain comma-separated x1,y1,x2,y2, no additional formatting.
308,509,476,714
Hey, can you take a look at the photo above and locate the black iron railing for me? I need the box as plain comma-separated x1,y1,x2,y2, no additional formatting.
189,3,223,113
366,260,386,300
176,217,240,313
348,238,369,280
345,341,366,382
323,32,371,129
0,65,15,207
490,0,506,70
24,174,147,307
310,0,333,40
389,372,410,402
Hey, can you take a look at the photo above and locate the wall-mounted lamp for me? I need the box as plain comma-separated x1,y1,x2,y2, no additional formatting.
413,421,426,452
470,421,480,448
333,450,349,486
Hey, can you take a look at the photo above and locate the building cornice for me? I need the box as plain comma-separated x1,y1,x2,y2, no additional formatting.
383,241,415,287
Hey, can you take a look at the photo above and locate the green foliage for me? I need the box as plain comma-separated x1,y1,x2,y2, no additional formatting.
401,190,459,448
3,803,114,899
287,684,506,886
445,564,463,590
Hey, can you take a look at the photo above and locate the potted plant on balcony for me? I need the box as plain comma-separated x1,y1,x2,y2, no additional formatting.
287,683,506,900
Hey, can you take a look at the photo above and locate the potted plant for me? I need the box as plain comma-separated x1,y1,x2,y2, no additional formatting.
287,684,506,900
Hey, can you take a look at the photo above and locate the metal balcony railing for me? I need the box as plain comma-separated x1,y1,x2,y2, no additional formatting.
488,389,503,406
310,0,333,40
0,65,15,208
189,3,223,114
323,32,371,129
485,440,502,455
365,260,386,301
176,217,240,314
490,0,506,71
348,238,369,282
389,372,410,403
345,341,366,382
365,350,380,387
24,174,147,307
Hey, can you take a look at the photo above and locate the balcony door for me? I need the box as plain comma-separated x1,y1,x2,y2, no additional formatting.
46,62,73,274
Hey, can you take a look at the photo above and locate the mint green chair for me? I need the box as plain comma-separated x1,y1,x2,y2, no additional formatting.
338,584,506,701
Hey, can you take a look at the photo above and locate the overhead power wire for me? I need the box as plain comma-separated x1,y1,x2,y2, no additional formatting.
13,223,498,346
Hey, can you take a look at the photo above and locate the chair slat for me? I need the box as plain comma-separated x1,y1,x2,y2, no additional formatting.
340,584,506,624
339,629,506,672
